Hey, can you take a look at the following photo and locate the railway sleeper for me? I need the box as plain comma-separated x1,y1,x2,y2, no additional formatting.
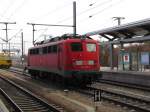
18,103,46,107
102,96,150,112
12,99,36,102
20,108,49,112
19,106,48,110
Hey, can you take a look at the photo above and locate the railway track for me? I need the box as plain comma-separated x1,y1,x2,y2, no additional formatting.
9,67,150,91
6,67,150,111
97,79,150,92
9,67,30,77
78,86,150,112
0,75,63,112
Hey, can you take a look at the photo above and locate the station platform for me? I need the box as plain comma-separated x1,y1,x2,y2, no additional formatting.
100,67,150,75
100,67,150,87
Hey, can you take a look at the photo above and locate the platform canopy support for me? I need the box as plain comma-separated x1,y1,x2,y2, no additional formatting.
85,18,150,70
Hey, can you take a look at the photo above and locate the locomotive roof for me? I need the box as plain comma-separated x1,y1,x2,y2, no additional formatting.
29,37,96,49
33,34,93,46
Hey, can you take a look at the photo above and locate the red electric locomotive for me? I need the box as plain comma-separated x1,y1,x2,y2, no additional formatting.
27,34,100,84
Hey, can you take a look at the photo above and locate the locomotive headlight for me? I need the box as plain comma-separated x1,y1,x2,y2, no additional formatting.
88,60,94,65
75,60,83,65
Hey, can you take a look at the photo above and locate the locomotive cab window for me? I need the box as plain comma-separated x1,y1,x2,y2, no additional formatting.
86,43,96,52
71,42,83,51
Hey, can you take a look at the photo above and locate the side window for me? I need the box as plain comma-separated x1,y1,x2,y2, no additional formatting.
39,48,42,54
52,45,57,53
35,48,39,54
48,46,52,53
42,47,47,54
32,49,34,54
29,48,39,55
71,42,82,51
48,45,58,53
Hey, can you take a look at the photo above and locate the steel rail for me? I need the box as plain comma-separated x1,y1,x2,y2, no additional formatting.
0,75,63,112
98,79,150,92
0,88,23,112
88,86,150,112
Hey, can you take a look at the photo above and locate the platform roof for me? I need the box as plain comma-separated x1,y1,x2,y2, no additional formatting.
85,18,150,42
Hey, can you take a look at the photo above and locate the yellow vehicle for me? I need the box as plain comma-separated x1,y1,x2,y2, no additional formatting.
0,53,12,68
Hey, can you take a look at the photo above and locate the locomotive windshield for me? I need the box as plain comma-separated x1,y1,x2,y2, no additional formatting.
86,43,96,52
71,42,83,51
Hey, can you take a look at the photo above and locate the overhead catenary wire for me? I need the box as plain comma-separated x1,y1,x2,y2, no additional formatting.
78,0,124,25
75,0,125,33
34,28,48,42
0,0,17,20
32,0,121,38
89,0,123,18
56,0,113,24
8,29,23,42
32,2,73,22
57,0,125,26
78,0,112,16
7,0,28,21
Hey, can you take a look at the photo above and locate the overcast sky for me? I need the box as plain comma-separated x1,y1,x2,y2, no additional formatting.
0,0,150,53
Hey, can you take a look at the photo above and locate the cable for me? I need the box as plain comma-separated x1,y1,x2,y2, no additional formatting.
0,0,17,20
89,0,123,18
34,28,48,42
78,17,111,33
8,29,23,41
78,0,124,24
56,16,72,24
32,2,72,22
7,0,28,21
56,0,112,24
78,0,112,16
